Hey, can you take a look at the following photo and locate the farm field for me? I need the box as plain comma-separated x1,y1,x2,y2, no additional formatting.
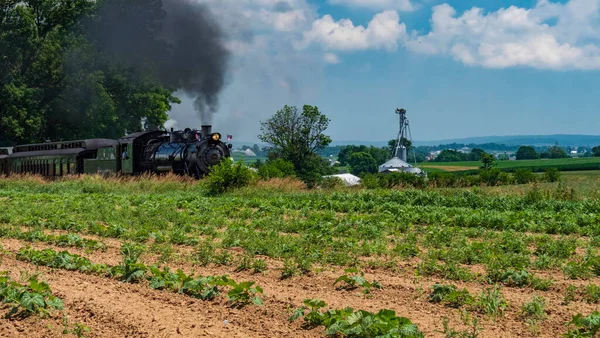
1,175,600,337
420,157,600,172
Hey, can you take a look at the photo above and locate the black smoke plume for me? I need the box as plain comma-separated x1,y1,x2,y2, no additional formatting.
87,0,230,125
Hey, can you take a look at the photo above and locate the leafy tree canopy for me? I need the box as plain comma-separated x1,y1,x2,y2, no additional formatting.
548,143,568,159
258,105,332,169
348,152,378,176
0,0,179,146
516,146,540,160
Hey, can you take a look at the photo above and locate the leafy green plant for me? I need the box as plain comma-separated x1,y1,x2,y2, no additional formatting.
334,268,382,294
0,272,64,318
204,159,255,195
18,247,264,308
281,258,299,279
563,311,600,337
225,281,264,308
563,285,577,305
62,317,91,338
521,295,546,321
428,284,474,308
475,286,508,319
439,316,482,338
289,299,424,337
234,254,253,272
251,259,268,274
16,247,107,274
583,284,600,304
108,243,148,283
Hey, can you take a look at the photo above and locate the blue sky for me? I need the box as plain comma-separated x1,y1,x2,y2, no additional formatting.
168,0,600,142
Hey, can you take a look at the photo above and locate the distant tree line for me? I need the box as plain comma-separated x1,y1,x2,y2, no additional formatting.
432,148,487,162
515,144,571,160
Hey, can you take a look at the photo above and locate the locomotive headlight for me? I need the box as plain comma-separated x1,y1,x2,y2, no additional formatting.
211,133,220,141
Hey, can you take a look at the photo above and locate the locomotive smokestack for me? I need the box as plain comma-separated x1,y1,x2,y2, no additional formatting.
201,125,212,138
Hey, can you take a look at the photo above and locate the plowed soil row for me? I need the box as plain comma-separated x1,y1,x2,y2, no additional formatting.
1,237,599,337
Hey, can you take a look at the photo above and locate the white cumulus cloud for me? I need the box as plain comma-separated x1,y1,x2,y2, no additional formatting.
296,10,407,51
406,0,600,70
328,0,415,12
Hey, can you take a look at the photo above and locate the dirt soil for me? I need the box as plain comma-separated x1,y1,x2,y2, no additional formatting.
0,237,597,338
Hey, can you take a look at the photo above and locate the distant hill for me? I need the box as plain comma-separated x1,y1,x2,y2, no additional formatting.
328,135,600,148
231,134,600,149
413,135,600,147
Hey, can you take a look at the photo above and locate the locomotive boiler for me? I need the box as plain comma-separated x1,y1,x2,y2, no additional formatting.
139,125,231,178
1,125,232,178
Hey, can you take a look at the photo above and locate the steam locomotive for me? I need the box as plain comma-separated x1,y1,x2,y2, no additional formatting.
0,125,232,178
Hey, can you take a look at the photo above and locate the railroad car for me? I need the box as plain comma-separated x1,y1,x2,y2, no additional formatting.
1,126,231,178
0,149,9,176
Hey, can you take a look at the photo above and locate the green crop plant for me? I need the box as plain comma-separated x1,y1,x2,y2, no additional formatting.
0,272,64,318
334,268,383,294
251,259,268,274
475,286,508,319
563,311,600,337
108,243,148,283
583,284,600,304
289,298,424,337
563,285,578,305
428,284,474,308
16,247,107,274
521,295,547,321
439,316,482,338
225,281,264,308
17,247,264,308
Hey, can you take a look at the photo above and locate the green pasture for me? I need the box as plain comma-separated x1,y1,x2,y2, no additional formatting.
420,157,600,172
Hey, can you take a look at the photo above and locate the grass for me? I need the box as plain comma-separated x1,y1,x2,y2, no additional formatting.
473,170,600,198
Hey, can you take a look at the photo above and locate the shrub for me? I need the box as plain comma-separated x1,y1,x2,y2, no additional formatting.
379,172,426,189
257,159,296,180
544,168,561,182
204,160,255,195
514,169,536,184
360,174,381,189
320,176,344,189
479,169,503,186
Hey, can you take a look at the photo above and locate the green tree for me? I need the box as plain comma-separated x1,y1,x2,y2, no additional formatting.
0,0,179,145
338,145,388,166
480,153,496,170
470,148,486,160
592,146,600,157
348,152,378,175
516,146,540,160
258,104,332,173
433,150,464,162
548,142,568,159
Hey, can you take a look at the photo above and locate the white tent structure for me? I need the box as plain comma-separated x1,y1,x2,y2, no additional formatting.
233,148,257,157
323,173,361,186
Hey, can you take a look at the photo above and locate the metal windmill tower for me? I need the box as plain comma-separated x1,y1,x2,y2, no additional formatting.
392,108,416,164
